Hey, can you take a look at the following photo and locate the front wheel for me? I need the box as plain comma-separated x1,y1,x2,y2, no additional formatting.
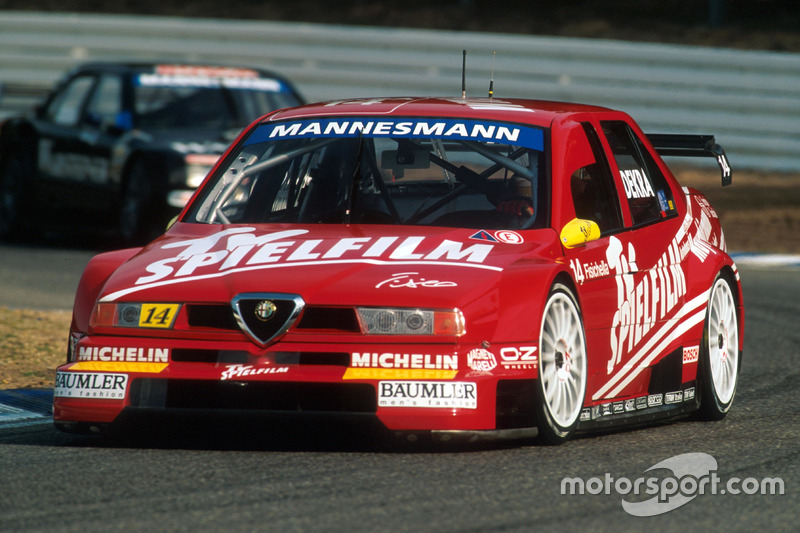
534,282,588,444
0,152,28,240
118,161,154,245
698,274,740,420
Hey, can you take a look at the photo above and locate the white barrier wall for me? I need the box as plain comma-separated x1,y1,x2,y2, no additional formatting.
1,11,799,171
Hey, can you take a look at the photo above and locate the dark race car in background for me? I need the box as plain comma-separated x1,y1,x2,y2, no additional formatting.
0,63,304,244
53,97,742,446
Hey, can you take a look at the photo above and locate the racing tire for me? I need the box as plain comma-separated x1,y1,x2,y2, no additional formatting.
118,160,154,245
0,151,28,240
534,282,588,445
698,274,740,420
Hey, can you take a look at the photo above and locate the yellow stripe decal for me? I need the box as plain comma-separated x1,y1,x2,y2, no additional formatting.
67,362,168,373
343,368,458,380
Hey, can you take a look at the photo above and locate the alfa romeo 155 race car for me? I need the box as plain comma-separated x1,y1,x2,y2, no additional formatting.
53,97,743,444
0,62,303,244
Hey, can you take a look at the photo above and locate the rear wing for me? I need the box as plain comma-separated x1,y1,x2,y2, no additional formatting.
647,134,732,186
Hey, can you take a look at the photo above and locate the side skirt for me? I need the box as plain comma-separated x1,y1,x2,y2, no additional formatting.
577,382,699,432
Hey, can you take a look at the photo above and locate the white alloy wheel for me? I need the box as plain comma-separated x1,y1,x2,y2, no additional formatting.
536,283,587,443
700,275,739,419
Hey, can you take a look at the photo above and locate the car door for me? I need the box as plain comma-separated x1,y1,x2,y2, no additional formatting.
33,70,124,218
589,118,688,404
554,120,628,402
33,72,97,213
75,72,129,210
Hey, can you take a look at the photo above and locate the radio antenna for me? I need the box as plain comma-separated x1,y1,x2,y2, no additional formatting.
461,49,467,99
488,51,495,99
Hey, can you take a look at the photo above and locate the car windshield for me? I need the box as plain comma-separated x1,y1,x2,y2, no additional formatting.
187,117,548,230
133,68,301,131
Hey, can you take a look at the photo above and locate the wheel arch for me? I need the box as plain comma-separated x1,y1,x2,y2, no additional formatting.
70,247,142,334
119,150,154,195
119,146,182,192
552,271,581,307
493,264,576,343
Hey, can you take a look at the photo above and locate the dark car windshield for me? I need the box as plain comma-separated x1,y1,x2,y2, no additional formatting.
133,67,301,131
187,117,548,230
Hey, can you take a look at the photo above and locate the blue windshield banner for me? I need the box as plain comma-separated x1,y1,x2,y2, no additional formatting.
245,118,544,150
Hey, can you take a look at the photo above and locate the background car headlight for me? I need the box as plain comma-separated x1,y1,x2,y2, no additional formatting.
355,307,465,336
185,154,220,188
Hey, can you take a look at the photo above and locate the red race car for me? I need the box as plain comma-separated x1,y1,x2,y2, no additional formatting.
54,97,742,444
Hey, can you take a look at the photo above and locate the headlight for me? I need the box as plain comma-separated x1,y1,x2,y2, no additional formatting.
355,307,465,336
185,154,220,188
90,303,180,329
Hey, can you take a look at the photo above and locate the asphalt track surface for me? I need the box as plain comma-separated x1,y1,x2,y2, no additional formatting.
0,242,798,532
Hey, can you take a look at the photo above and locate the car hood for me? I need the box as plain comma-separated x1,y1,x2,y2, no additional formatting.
140,128,240,155
98,223,559,308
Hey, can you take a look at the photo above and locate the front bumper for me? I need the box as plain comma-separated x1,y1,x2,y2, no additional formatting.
53,337,540,434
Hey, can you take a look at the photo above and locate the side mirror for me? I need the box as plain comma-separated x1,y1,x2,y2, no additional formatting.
101,111,133,135
86,111,134,134
560,218,600,249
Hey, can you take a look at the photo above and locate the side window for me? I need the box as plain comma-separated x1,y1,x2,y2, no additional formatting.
600,121,677,226
84,74,123,126
571,123,624,233
44,75,95,127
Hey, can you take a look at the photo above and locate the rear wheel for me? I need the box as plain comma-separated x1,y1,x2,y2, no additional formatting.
698,274,740,420
534,283,587,444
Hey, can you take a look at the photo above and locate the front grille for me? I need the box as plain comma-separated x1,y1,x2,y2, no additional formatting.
184,304,360,333
185,304,239,330
296,307,360,332
129,379,377,413
233,294,302,346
